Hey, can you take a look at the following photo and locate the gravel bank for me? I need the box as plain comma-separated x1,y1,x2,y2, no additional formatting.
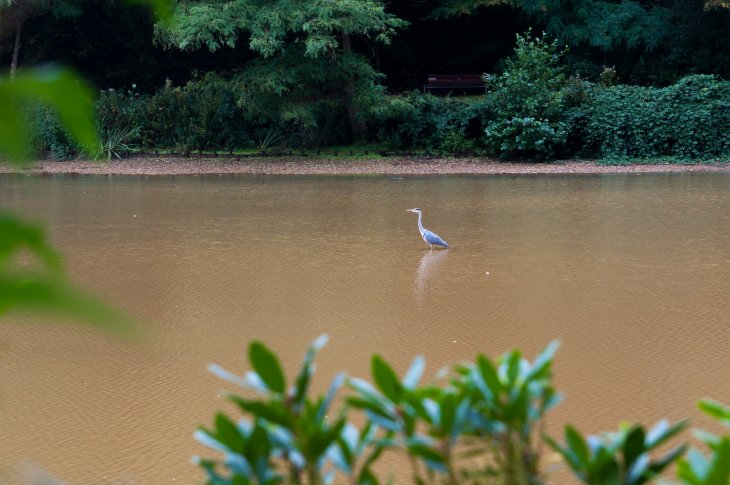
3,157,730,176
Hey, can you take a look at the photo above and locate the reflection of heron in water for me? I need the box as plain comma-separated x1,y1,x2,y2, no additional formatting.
406,208,449,249
415,248,449,300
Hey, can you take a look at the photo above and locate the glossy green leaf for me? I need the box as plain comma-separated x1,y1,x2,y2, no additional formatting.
439,393,457,436
407,442,446,472
317,372,345,421
309,418,346,459
246,423,272,462
293,335,328,404
679,448,710,483
334,431,355,471
214,412,246,452
476,354,502,398
248,341,286,394
229,396,294,429
346,396,391,419
195,428,237,455
505,382,530,424
699,399,730,427
503,350,522,384
545,434,581,473
626,452,649,485
347,378,397,418
527,340,559,379
0,67,98,163
358,467,380,485
402,355,425,389
208,364,267,395
371,355,402,403
647,444,686,477
622,426,646,468
693,429,721,447
595,460,621,485
565,425,590,468
541,386,563,414
706,438,730,484
645,419,687,449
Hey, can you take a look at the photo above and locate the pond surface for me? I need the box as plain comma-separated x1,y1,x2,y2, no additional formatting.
1,173,730,483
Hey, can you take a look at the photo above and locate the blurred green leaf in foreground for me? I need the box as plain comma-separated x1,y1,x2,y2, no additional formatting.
0,67,134,333
0,66,99,162
0,0,173,333
0,211,134,334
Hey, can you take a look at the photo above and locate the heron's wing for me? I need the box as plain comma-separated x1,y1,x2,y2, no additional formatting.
423,230,448,247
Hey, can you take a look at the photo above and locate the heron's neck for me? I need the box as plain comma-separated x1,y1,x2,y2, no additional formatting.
417,212,425,234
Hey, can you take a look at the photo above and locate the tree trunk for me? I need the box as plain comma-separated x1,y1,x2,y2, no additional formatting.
340,33,367,141
10,18,23,81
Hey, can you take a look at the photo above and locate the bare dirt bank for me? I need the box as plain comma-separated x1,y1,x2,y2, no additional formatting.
3,157,730,176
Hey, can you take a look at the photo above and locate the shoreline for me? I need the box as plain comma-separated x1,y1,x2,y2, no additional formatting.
3,157,730,176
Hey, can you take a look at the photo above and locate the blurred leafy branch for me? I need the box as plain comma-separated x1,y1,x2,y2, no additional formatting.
0,67,98,163
0,0,171,330
0,68,133,332
197,336,730,484
0,210,132,332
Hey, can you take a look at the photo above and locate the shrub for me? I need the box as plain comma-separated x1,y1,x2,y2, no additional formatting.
481,31,580,160
583,74,730,159
277,98,351,150
138,75,249,152
367,91,474,150
27,105,79,160
196,336,562,484
96,86,147,145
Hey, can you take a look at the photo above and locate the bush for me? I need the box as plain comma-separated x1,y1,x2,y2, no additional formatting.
196,336,562,484
26,64,730,161
26,104,79,160
481,31,582,160
583,74,730,159
367,91,477,151
139,75,249,152
96,86,147,144
197,336,730,485
94,74,352,153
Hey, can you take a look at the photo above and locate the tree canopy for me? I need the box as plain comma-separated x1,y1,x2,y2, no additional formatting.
156,0,406,139
1,0,729,91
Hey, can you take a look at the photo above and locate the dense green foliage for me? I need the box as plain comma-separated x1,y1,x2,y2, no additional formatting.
26,31,730,162
4,0,730,161
583,75,730,159
198,336,562,484
547,420,687,484
198,336,730,485
156,0,406,140
4,0,730,92
479,32,574,159
368,92,474,151
423,0,730,84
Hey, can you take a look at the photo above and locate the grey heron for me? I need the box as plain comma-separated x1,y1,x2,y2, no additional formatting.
406,208,449,249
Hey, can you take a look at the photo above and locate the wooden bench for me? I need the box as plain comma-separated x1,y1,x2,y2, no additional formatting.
423,74,486,95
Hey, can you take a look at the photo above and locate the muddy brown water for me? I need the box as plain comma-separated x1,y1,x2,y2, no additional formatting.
1,173,730,484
